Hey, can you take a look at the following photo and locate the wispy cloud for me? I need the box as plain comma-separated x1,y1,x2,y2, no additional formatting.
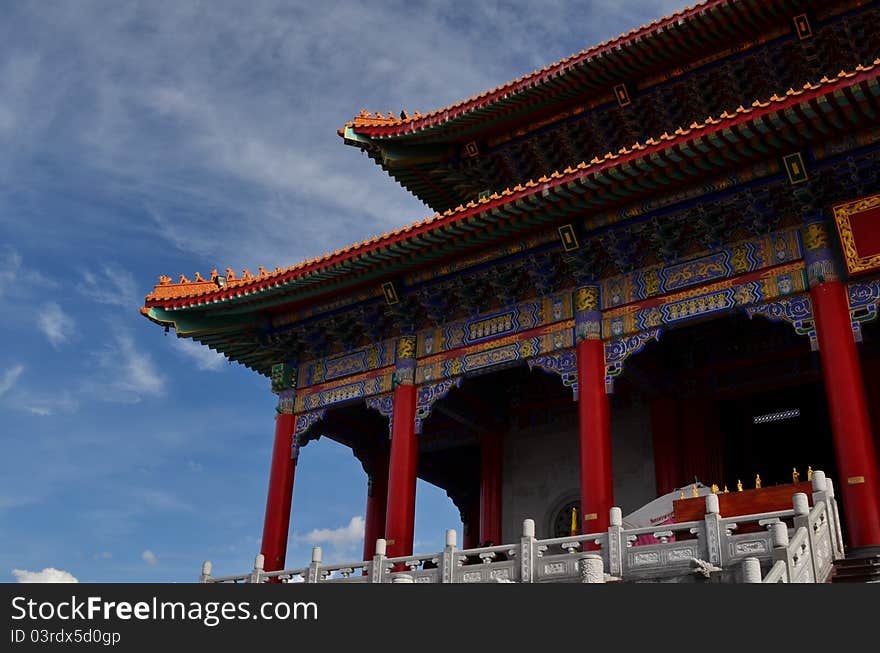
12,567,79,583
0,364,24,397
37,301,75,348
294,516,365,560
88,332,164,402
169,337,226,372
77,265,138,309
141,550,158,566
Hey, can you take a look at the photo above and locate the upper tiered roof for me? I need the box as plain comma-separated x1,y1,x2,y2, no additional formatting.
340,0,876,212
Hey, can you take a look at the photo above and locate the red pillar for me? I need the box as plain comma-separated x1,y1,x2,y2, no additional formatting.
651,398,681,496
384,383,418,558
811,280,880,547
577,337,613,534
363,451,389,560
479,432,503,546
260,412,297,572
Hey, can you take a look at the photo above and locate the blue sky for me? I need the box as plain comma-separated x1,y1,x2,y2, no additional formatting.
0,0,684,582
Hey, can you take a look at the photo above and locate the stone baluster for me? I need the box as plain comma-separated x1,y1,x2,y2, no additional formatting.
704,494,723,567
520,519,536,583
607,507,623,577
306,546,322,583
579,554,605,583
825,478,845,560
200,560,213,583
770,521,791,583
392,574,414,583
371,539,387,583
440,529,457,583
792,492,818,581
249,554,265,584
742,556,762,583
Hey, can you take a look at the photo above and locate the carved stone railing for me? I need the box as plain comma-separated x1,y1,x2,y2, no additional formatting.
201,472,844,585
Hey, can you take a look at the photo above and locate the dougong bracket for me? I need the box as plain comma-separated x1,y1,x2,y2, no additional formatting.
604,328,661,393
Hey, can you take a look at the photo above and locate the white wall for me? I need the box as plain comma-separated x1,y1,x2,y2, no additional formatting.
500,394,657,541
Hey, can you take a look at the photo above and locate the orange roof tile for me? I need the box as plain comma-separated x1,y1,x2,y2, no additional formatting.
148,58,880,309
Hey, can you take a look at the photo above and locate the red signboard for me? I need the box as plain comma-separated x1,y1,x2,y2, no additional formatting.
833,194,880,276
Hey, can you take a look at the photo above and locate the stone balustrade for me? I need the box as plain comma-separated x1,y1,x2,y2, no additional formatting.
202,472,844,585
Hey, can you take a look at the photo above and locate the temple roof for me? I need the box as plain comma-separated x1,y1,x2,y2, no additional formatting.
343,0,760,141
338,0,871,212
143,58,880,324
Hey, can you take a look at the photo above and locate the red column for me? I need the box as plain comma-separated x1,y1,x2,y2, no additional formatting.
260,412,297,572
363,451,389,560
651,398,681,496
479,432,503,546
577,337,613,534
384,383,418,558
811,280,880,547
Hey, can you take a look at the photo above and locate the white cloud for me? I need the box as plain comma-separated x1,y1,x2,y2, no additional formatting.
170,337,226,372
89,332,164,402
77,264,138,309
294,516,365,559
37,301,74,348
94,551,113,560
12,567,79,583
141,550,158,566
0,364,24,397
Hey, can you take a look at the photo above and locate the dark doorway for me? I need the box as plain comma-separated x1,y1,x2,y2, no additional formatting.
719,381,836,491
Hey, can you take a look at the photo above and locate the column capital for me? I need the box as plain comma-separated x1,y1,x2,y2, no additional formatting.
276,390,296,415
574,286,601,342
393,335,417,386
800,220,841,288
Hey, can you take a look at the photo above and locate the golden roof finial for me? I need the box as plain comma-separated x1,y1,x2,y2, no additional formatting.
692,484,699,498
755,474,762,489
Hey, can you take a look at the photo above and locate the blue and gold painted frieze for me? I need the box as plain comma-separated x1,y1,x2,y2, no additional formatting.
603,261,807,339
418,292,570,357
295,371,393,413
298,341,394,389
601,229,802,309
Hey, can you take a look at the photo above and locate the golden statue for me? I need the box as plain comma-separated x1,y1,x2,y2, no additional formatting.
807,466,813,481
692,484,699,498
755,474,762,489
737,479,743,492
793,467,799,483
679,490,685,500
723,485,729,494
711,484,719,494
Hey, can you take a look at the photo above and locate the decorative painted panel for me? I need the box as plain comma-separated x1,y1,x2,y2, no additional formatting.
848,279,880,343
296,373,393,413
298,341,394,389
603,262,807,339
601,229,802,309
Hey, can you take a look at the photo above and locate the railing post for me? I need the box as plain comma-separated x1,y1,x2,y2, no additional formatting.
607,507,623,578
770,522,791,583
200,561,213,583
520,519,536,583
306,546,322,583
742,556,762,583
704,494,722,567
371,539,387,584
440,529,457,584
825,477,845,560
792,492,819,582
249,554,265,584
579,554,605,583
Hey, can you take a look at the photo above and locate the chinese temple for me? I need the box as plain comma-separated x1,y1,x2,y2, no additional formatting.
142,0,880,581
